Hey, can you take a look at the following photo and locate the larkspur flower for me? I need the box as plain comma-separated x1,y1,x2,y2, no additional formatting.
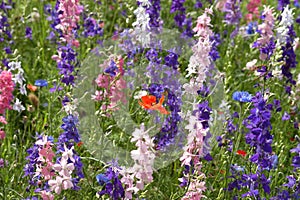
97,166,124,200
253,6,275,60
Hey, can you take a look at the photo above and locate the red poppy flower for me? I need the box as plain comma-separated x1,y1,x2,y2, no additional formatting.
138,94,170,115
237,150,247,157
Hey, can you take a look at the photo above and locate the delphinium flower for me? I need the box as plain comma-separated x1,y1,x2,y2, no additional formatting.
179,109,208,200
170,0,194,38
170,0,186,29
222,0,242,26
25,26,32,40
253,6,276,60
209,33,221,61
278,0,290,11
55,0,83,47
276,6,294,45
23,134,56,199
0,70,14,116
245,0,261,21
270,144,300,199
6,61,28,113
0,0,13,67
145,0,161,29
93,57,127,113
144,48,183,150
227,92,274,198
44,2,62,42
48,144,77,195
56,110,84,189
132,0,151,47
96,166,124,200
120,124,155,199
81,14,103,38
51,45,78,86
276,6,297,94
186,8,213,82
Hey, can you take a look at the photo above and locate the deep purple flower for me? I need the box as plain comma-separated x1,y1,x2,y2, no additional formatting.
25,26,32,40
82,15,103,38
278,26,297,94
104,60,118,77
146,0,161,28
97,166,124,200
278,0,290,11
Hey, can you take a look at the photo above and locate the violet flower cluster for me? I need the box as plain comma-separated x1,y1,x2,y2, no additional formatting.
227,92,274,198
52,45,78,86
222,0,242,26
24,134,83,199
170,0,194,38
0,0,13,67
96,166,124,200
253,6,276,60
277,8,297,94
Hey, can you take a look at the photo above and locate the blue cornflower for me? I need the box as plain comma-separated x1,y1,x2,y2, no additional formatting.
96,173,110,185
34,79,48,87
232,91,252,102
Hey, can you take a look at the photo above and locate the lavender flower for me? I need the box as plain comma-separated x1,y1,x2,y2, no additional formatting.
222,0,242,25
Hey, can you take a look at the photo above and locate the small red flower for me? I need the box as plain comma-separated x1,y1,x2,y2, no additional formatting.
237,150,247,157
77,141,83,147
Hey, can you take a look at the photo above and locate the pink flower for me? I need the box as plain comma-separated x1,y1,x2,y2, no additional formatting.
40,190,54,200
0,116,7,124
62,144,75,163
48,176,74,194
52,157,74,177
0,130,6,140
0,71,15,114
55,0,83,47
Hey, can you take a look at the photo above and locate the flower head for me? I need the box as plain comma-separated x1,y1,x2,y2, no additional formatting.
232,91,252,102
34,79,48,87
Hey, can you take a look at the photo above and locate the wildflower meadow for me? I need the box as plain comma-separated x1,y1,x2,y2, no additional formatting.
1,0,300,199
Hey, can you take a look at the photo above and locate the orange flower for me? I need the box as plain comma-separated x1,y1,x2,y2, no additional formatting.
138,94,170,115
237,150,247,157
27,84,38,92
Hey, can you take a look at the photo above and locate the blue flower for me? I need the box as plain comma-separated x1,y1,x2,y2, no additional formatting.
34,79,48,87
96,173,110,185
232,91,252,102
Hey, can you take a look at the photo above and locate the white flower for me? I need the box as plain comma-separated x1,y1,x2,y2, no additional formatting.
20,84,27,95
13,98,25,112
12,72,25,85
133,90,148,99
245,59,257,70
276,6,294,45
8,61,21,71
